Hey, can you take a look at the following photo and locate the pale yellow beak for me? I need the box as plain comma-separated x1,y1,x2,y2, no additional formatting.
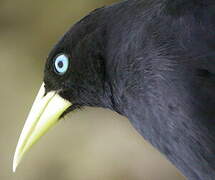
13,83,72,172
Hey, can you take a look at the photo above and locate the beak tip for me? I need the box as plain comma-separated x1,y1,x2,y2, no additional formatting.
13,160,17,173
13,152,20,173
13,165,17,173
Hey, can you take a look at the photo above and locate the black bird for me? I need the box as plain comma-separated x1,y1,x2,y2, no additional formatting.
13,0,215,179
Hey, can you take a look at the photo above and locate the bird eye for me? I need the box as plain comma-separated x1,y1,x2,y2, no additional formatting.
54,54,69,75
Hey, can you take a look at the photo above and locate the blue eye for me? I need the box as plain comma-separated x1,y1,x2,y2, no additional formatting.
54,54,69,75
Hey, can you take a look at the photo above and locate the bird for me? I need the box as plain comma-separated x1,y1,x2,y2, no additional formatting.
13,0,215,179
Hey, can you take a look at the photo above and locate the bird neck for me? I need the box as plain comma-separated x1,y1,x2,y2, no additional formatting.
106,74,215,180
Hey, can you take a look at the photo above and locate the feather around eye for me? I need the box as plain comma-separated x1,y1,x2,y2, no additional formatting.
54,54,70,75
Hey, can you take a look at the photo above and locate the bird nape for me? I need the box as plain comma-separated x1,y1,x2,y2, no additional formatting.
13,0,215,179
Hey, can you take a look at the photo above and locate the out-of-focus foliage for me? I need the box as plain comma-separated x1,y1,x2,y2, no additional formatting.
0,0,185,179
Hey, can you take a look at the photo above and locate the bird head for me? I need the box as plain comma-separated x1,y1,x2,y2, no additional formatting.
13,9,110,172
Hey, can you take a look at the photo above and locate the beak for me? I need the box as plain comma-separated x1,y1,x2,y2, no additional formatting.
13,83,72,172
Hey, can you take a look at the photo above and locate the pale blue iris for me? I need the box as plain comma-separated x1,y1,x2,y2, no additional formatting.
54,54,69,75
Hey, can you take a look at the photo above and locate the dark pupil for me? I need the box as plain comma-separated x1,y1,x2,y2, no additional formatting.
58,61,63,68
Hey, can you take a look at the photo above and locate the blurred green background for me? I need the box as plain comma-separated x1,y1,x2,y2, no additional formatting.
1,0,185,179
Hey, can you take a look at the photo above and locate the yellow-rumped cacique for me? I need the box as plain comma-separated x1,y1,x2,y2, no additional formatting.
13,0,215,179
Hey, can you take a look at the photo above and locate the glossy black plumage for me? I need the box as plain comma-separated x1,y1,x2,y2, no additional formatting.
44,0,215,179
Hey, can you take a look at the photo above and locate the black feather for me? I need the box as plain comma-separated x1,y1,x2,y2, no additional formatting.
44,0,215,179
